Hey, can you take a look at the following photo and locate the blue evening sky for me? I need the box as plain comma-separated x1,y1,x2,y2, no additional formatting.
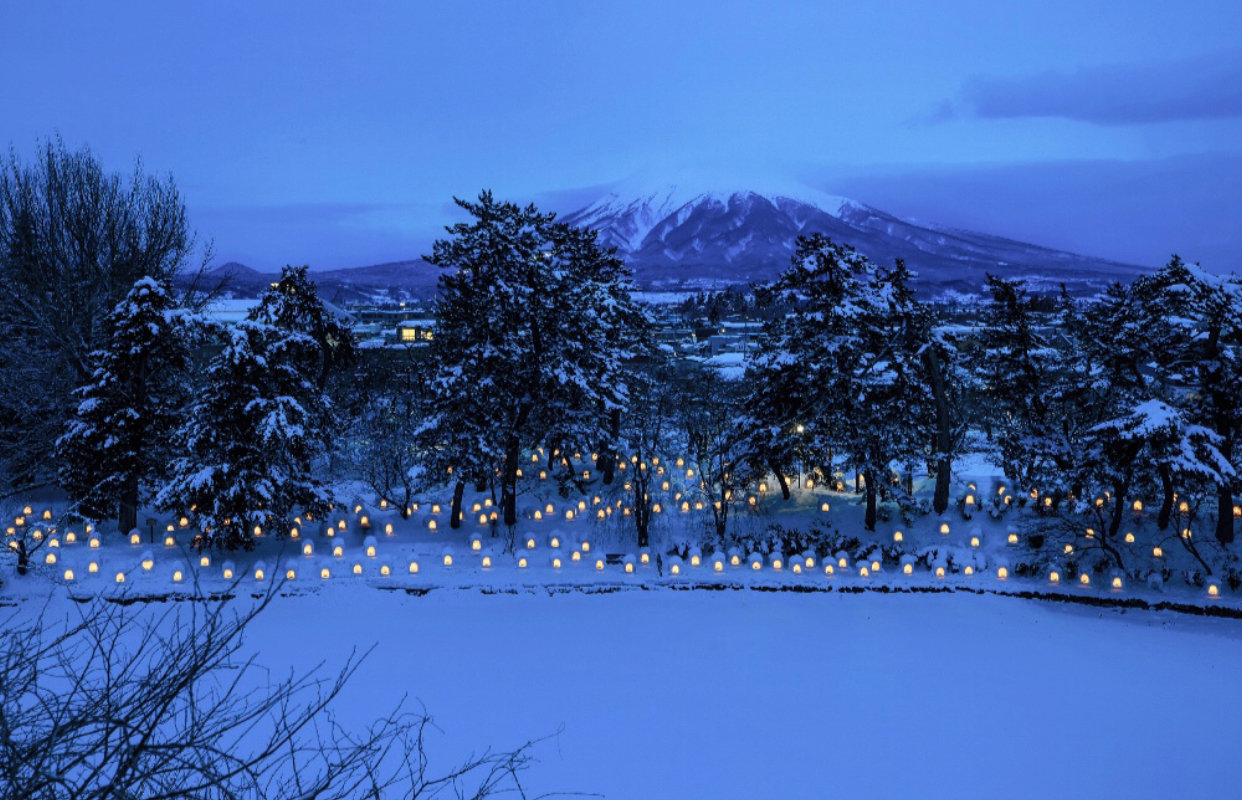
4,1,1240,270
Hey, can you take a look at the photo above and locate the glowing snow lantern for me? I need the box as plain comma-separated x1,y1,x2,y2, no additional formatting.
669,556,683,576
253,524,263,538
302,541,314,557
1208,583,1220,598
471,502,481,513
640,548,651,565
793,561,803,574
771,554,783,570
539,470,547,480
337,519,346,531
1043,497,1052,508
594,557,605,571
320,567,331,580
254,562,267,580
965,493,976,507
902,558,914,575
115,572,126,583
1007,532,1019,545
164,534,175,547
140,552,154,571
712,553,725,572
625,555,637,573
41,509,51,520
550,535,561,549
1182,527,1193,540
332,544,344,558
517,555,528,568
939,522,950,535
1152,546,1164,558
729,551,741,567
804,555,815,569
1124,532,1135,544
1064,544,1074,555
89,537,100,549
1132,500,1143,512
129,532,140,545
200,555,210,567
384,522,393,535
442,549,453,567
551,555,563,569
571,550,582,562
997,566,1009,580
1079,573,1091,586
870,559,881,573
470,533,482,551
893,530,903,543
482,554,493,568
44,551,56,564
837,555,848,569
963,566,974,576
172,569,182,583
1111,575,1123,590
222,562,235,580
533,510,543,521
596,509,605,520
1178,500,1189,514
749,553,763,571
1085,527,1095,539
432,504,441,514
365,536,378,557
65,531,76,544
1234,505,1242,519
565,509,575,521
689,549,701,567
824,563,835,575
970,536,980,547
428,519,438,531
408,560,420,574
286,568,297,580
935,566,946,579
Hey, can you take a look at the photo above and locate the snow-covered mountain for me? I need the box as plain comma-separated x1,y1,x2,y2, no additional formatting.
559,175,1143,294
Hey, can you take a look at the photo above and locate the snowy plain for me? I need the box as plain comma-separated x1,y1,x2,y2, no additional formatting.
9,581,1242,800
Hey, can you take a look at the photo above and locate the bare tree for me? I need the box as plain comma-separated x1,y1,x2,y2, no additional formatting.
0,585,565,800
0,138,213,491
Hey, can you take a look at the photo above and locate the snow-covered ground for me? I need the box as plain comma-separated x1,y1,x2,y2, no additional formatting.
33,585,1232,800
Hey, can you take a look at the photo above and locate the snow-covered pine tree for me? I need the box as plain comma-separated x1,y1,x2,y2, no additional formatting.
247,265,356,391
738,235,877,511
157,321,332,550
55,277,199,533
423,191,646,528
1139,256,1242,543
978,276,1066,500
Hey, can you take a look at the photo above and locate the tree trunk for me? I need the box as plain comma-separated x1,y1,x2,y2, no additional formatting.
502,437,519,527
601,408,620,485
1158,464,1174,530
450,480,465,530
119,472,139,534
921,347,954,515
1217,485,1235,545
1108,482,1126,538
769,460,791,500
864,468,877,531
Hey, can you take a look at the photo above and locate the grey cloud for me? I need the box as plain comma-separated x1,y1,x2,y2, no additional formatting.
948,49,1242,125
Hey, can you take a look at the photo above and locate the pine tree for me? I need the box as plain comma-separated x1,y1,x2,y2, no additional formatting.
55,278,198,533
247,265,356,391
157,321,332,550
422,191,646,528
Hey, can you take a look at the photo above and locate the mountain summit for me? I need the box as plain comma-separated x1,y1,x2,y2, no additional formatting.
560,175,1142,294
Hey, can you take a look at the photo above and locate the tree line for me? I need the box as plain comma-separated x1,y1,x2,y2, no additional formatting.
2,140,1239,559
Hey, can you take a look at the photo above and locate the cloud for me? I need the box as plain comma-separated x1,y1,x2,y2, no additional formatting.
942,49,1242,125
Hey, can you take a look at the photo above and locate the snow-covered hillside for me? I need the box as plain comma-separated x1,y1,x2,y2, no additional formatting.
559,172,1142,294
